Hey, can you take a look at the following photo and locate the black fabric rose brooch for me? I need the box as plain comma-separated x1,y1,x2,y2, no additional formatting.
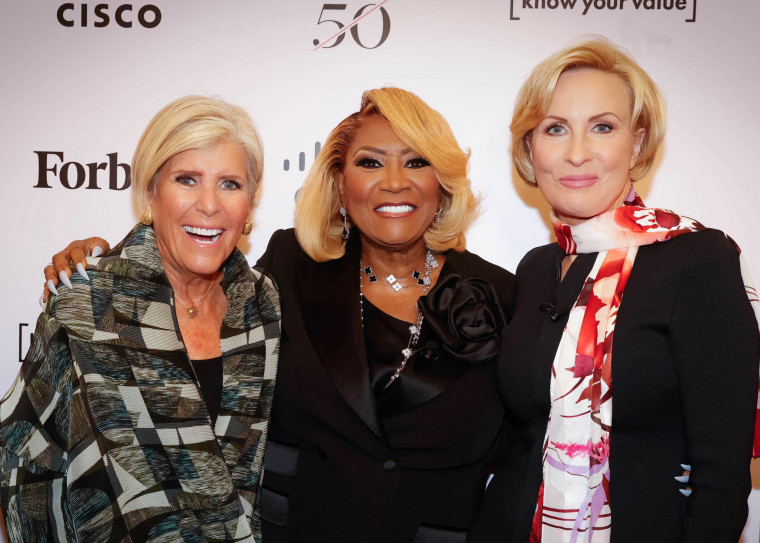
417,274,505,364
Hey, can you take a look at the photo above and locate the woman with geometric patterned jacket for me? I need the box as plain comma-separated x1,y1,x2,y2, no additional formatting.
37,88,516,542
0,96,281,542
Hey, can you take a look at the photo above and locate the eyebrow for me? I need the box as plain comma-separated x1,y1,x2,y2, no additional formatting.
168,169,244,179
353,146,415,157
543,112,622,123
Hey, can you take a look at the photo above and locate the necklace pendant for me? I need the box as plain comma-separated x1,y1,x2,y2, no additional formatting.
187,305,199,319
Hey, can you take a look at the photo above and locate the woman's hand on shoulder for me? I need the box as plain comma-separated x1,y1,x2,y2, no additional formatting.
42,237,111,304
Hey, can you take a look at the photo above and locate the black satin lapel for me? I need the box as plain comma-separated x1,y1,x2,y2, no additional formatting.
376,254,466,415
556,252,597,309
300,236,385,441
532,249,597,401
378,343,468,417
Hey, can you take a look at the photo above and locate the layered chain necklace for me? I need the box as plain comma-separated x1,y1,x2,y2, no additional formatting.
359,250,438,390
184,272,218,319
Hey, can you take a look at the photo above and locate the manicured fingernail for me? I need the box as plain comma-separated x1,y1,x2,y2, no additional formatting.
674,474,689,483
59,271,72,289
680,464,691,471
76,262,90,281
47,279,59,296
39,294,45,308
679,489,692,497
91,246,103,257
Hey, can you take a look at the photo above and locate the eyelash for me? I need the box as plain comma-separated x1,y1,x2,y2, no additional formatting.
174,176,242,190
406,157,431,168
543,122,615,135
593,122,614,133
355,157,382,168
220,179,243,190
354,157,431,168
175,175,196,185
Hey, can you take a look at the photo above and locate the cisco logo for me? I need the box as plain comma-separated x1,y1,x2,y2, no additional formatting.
57,3,162,28
283,142,322,172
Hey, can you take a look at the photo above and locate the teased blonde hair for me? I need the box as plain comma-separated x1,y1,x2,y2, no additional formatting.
132,95,264,213
512,36,666,184
295,87,478,262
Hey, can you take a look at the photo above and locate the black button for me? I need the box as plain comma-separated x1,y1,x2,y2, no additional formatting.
383,459,397,471
318,449,328,460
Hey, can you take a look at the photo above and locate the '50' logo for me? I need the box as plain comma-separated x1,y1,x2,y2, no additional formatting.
314,2,391,50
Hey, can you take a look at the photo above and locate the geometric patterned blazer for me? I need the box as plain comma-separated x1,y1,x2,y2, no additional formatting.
0,224,280,542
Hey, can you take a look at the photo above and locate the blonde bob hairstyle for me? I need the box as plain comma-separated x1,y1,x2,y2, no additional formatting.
295,87,479,262
511,37,666,184
132,95,264,214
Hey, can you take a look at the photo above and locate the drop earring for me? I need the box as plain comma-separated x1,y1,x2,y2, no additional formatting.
340,206,350,240
435,207,442,227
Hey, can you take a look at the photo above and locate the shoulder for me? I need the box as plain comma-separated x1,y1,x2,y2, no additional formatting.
516,243,561,276
46,276,99,341
445,249,514,286
267,228,300,251
255,228,313,273
638,228,741,277
248,267,281,313
444,249,517,316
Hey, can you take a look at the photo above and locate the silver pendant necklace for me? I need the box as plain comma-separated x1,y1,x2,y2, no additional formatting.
361,251,436,293
359,250,438,390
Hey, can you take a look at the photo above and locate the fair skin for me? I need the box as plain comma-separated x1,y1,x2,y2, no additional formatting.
337,115,444,323
44,142,252,360
528,68,645,279
150,142,251,359
44,119,445,324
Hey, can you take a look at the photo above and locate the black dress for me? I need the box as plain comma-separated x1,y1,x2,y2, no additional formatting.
470,229,758,543
256,228,515,543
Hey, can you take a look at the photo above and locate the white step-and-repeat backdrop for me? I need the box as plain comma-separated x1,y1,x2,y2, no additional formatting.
2,1,759,538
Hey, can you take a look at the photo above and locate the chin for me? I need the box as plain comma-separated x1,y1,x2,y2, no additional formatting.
181,255,228,277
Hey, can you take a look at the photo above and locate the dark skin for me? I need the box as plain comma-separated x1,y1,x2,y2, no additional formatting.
337,116,446,322
44,117,447,327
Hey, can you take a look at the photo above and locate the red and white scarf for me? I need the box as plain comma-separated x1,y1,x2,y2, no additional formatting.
531,192,760,542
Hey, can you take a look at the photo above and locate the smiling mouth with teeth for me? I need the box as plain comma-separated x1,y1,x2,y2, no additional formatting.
183,225,223,244
375,205,415,213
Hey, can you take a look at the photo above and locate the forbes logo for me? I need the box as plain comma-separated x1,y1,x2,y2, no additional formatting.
34,151,130,190
57,3,161,28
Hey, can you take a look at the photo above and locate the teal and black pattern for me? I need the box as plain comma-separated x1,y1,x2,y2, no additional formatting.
0,224,280,542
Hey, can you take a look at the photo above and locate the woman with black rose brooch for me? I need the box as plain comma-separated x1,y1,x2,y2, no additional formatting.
41,87,516,543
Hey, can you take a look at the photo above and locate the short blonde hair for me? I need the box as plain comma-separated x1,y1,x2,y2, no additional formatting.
295,87,478,262
512,36,666,184
132,95,264,213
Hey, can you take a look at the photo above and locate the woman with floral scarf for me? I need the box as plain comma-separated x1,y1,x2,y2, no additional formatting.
470,37,759,543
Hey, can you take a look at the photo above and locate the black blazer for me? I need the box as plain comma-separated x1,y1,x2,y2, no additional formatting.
256,229,515,543
470,230,759,543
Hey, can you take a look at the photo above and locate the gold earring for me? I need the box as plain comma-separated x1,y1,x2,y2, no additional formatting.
139,210,153,226
242,222,253,236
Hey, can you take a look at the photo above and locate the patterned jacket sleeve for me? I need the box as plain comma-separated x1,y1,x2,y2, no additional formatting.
0,308,75,542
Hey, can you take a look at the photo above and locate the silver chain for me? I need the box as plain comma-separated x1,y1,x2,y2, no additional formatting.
359,251,438,390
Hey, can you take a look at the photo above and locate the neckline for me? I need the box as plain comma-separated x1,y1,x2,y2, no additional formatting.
360,255,451,326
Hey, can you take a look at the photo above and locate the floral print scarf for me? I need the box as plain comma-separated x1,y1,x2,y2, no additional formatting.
531,191,760,542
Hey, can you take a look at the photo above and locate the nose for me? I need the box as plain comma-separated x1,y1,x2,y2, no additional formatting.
379,159,411,193
566,133,592,167
197,184,222,216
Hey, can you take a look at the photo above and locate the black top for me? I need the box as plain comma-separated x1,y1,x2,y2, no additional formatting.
256,228,516,543
470,229,759,543
189,356,224,426
361,297,409,400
